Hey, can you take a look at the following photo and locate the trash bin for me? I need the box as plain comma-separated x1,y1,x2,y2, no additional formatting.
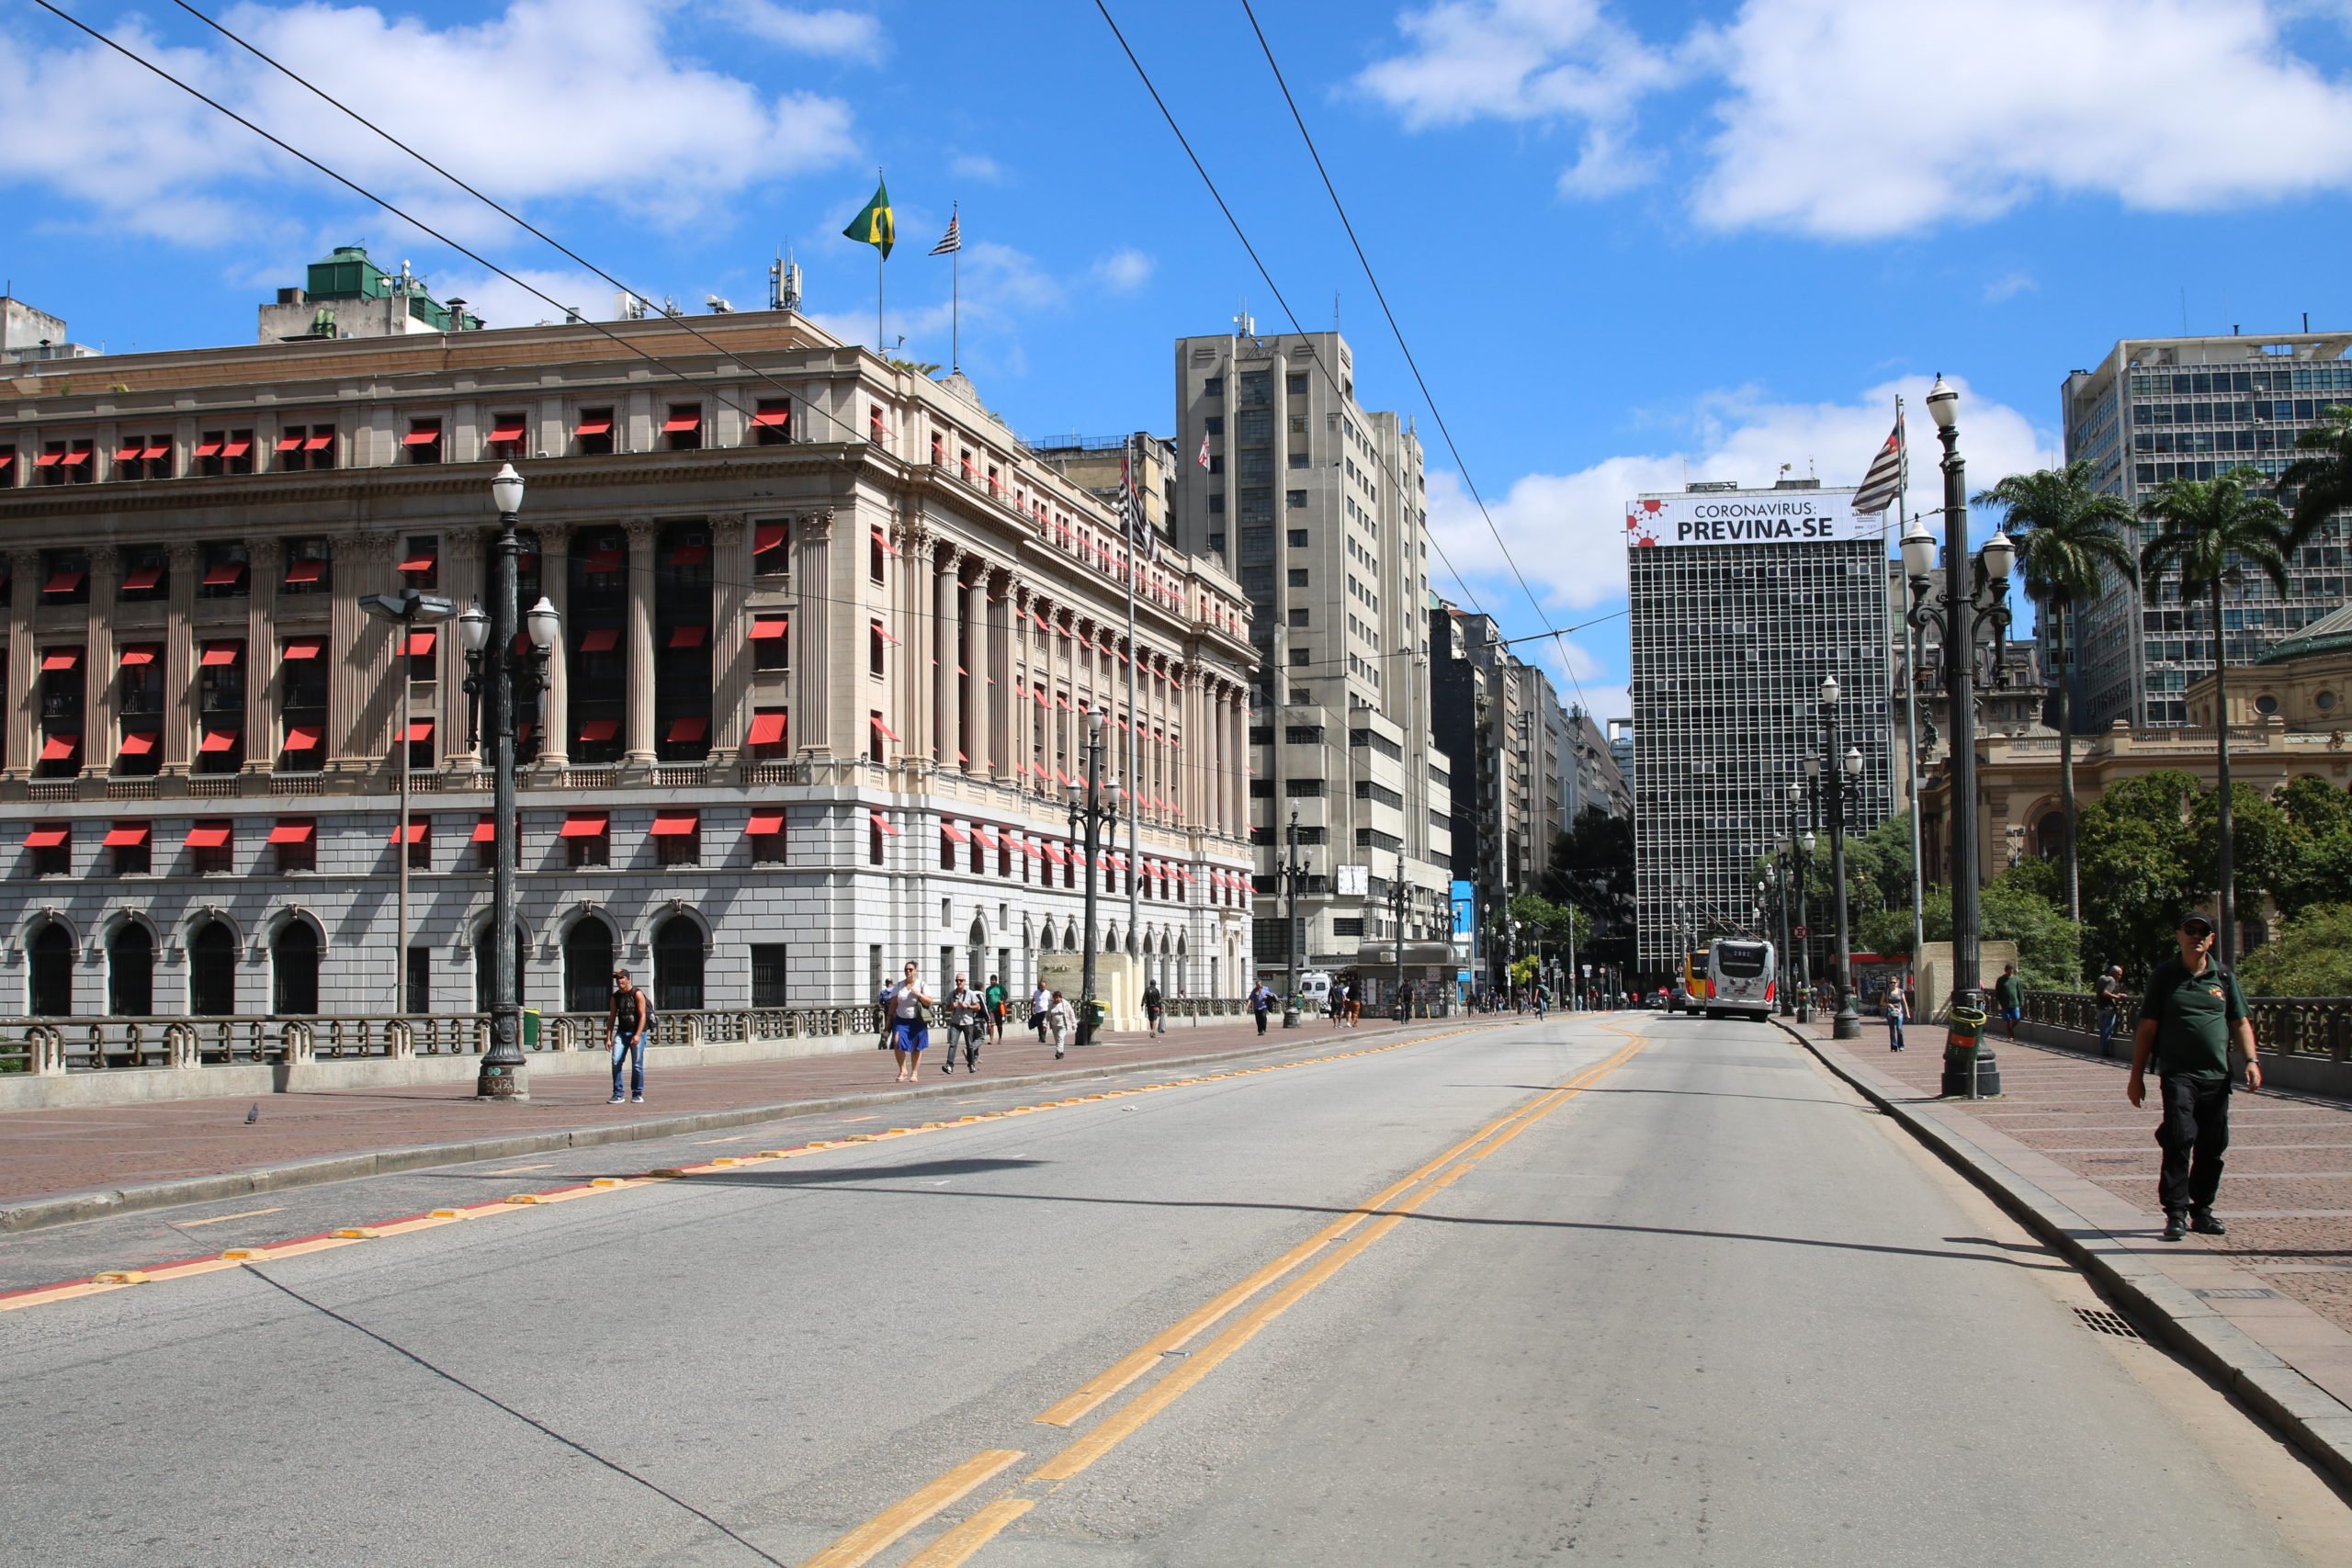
1080,998,1106,1045
1941,1001,2000,1098
521,1008,540,1050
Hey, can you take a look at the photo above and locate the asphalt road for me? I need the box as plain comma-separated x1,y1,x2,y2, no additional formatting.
3,1013,2345,1567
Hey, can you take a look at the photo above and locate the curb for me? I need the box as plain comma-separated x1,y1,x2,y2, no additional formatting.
0,1019,1486,1236
1775,1017,2352,1493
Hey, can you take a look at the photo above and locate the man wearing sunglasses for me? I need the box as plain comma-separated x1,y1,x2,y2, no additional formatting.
2127,912,2262,1242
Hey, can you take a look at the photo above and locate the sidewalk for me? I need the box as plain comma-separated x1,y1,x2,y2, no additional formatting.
1781,1012,2352,1489
0,1012,1452,1231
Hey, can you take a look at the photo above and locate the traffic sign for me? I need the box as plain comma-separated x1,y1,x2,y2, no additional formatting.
1793,925,1810,939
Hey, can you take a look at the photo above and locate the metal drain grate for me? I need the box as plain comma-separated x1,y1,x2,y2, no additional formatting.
2075,1306,2143,1340
2192,1286,2280,1301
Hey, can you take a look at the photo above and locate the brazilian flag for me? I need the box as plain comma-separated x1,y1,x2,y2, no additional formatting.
842,177,894,258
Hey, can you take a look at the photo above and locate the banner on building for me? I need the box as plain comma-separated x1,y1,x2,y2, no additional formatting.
1624,487,1871,549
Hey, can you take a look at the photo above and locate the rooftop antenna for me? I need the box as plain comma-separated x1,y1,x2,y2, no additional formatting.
769,247,802,313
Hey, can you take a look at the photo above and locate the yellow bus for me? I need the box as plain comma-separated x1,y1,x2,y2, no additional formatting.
1673,950,1711,1012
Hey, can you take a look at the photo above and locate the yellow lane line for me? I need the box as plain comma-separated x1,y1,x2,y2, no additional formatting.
797,1449,1023,1568
173,1206,285,1229
900,1498,1037,1568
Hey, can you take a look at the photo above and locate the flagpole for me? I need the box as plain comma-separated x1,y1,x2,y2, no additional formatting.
951,202,961,373
1124,435,1141,994
1895,394,1928,992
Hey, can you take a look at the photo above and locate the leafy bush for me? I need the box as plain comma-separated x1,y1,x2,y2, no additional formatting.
2239,903,2352,998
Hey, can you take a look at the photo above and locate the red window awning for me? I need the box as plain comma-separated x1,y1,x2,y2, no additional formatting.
748,711,787,747
974,826,1001,852
747,809,786,835
284,558,324,585
280,722,322,751
116,442,145,462
870,525,899,558
120,564,163,592
405,719,433,743
282,637,323,660
141,443,170,460
871,622,900,646
268,820,315,845
560,812,608,838
117,730,158,756
470,816,497,843
42,570,85,594
199,728,240,753
389,821,430,844
402,427,443,446
1016,838,1043,859
869,715,899,742
868,810,899,837
404,629,438,658
184,824,232,849
40,648,80,671
667,625,707,649
302,433,333,451
662,412,702,433
202,561,245,587
578,718,619,742
575,413,613,436
750,616,789,641
664,716,707,742
578,627,620,653
752,408,789,427
39,732,79,761
105,823,152,847
584,547,624,573
60,448,90,466
197,438,226,458
200,641,243,667
1042,842,1068,865
24,825,68,849
275,433,304,452
942,821,970,844
398,548,436,572
34,451,63,468
650,810,700,837
752,523,786,554
669,544,708,566
221,438,251,457
489,419,526,443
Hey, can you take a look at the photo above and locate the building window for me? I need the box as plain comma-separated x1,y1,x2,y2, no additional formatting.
752,520,788,574
108,923,153,1014
562,812,610,868
1288,608,1309,628
277,423,335,471
106,820,153,875
0,444,14,489
1208,494,1226,513
563,921,615,1014
941,821,963,871
870,404,888,444
654,916,705,1012
282,538,333,594
663,404,703,450
487,412,527,460
751,944,789,1007
1204,377,1223,396
391,818,431,870
41,549,89,605
1286,490,1307,507
403,417,445,464
399,536,439,590
748,708,787,757
1287,529,1309,548
1289,452,1309,470
1288,568,1308,586
114,434,174,481
198,542,249,598
870,618,889,676
752,615,790,671
576,407,615,455
1287,373,1308,394
26,822,71,877
749,809,786,863
193,428,253,478
187,820,234,876
269,818,316,874
273,922,321,1015
753,399,792,445
119,547,168,602
653,811,701,866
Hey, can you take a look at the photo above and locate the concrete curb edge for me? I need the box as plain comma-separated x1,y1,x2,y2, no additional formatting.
0,1021,1487,1236
1775,1017,2352,1494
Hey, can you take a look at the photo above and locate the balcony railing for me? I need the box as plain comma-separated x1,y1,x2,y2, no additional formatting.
2023,988,2351,1061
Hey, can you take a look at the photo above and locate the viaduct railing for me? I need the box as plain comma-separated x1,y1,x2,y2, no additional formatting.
2023,990,2352,1063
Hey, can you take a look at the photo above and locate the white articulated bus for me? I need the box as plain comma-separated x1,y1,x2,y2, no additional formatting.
1704,939,1776,1021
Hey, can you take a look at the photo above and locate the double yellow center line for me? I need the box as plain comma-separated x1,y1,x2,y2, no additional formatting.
807,1027,1648,1567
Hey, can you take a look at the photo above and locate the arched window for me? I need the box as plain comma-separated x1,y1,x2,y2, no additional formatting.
272,920,319,1015
474,923,530,1012
188,919,237,1017
2034,812,2065,861
563,919,614,1014
28,919,74,1017
108,923,154,1016
653,916,703,1012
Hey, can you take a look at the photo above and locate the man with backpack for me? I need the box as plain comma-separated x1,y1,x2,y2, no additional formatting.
2096,964,2129,1058
608,969,651,1104
2128,912,2263,1242
1143,978,1165,1035
985,974,1008,1045
1249,977,1274,1035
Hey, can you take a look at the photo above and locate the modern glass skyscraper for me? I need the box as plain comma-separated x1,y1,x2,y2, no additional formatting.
1625,484,1894,970
2063,332,2352,729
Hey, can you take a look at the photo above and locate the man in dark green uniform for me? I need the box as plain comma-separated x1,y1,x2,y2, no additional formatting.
2127,912,2262,1241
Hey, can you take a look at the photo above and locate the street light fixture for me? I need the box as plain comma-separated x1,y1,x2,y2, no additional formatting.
458,462,558,1100
1274,808,1311,1027
1064,705,1120,1045
361,585,459,1021
1806,674,1869,1041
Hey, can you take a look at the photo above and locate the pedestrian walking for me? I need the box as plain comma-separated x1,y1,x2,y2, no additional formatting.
985,973,1007,1044
607,968,650,1104
883,962,935,1083
1249,977,1274,1035
2128,912,2262,1241
945,973,987,1074
1533,983,1548,1021
2096,964,2129,1059
1046,988,1076,1058
1883,984,1907,1052
1992,963,2025,1039
1030,981,1052,1043
1144,979,1165,1035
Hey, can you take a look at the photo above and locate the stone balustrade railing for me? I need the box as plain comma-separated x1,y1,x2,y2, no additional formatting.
2023,989,2351,1062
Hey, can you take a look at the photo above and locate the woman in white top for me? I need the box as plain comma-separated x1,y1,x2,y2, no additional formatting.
885,963,935,1083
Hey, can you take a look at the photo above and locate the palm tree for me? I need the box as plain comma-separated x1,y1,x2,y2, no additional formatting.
1974,461,2137,925
2136,468,2299,967
2278,403,2352,539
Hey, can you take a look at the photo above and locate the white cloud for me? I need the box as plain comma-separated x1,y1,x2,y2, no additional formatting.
704,1,884,60
1982,270,2038,305
948,152,1005,183
1092,247,1154,293
1360,0,2352,235
1424,375,2056,615
0,1,860,246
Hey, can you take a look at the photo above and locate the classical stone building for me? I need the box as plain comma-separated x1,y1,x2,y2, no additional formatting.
0,267,1258,1020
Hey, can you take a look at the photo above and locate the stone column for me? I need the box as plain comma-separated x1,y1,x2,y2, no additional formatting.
439,530,481,768
164,543,199,776
707,514,750,765
1231,691,1248,840
4,550,35,781
535,525,571,770
328,534,399,777
85,547,119,778
989,575,1014,784
622,518,657,765
790,510,831,754
243,539,279,773
1010,583,1034,795
933,547,961,770
964,568,991,774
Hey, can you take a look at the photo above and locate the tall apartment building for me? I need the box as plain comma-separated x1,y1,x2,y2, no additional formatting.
1625,483,1893,968
0,253,1259,1021
2063,330,2352,728
1167,330,1452,987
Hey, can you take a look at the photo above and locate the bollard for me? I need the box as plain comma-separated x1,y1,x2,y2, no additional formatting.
1940,1001,2001,1098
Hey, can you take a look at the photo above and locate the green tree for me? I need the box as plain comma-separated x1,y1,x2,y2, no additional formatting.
2273,776,2352,919
2139,468,2309,964
1975,461,2139,922
2278,402,2352,543
2188,783,2290,923
2239,903,2352,998
1854,880,2081,990
1543,808,1635,975
2075,770,2200,980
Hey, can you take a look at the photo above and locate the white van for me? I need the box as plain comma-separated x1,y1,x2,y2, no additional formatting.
1296,971,1334,1011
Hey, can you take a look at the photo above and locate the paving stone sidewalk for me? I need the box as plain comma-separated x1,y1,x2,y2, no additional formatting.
0,1012,1452,1215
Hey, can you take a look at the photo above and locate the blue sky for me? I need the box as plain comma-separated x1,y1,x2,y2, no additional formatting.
8,0,2352,719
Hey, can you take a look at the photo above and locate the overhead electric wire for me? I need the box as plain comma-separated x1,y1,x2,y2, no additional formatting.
1238,0,1597,715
